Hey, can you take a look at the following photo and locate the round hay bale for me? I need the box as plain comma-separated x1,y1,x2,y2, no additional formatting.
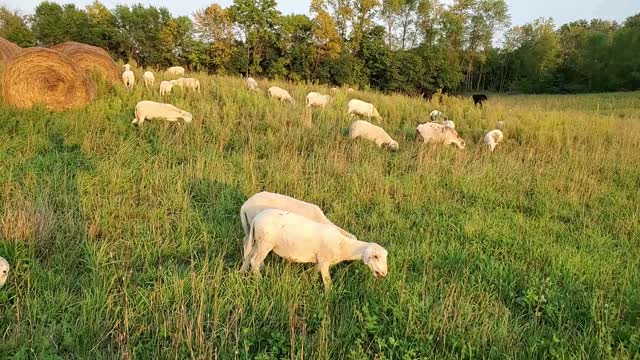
0,37,21,62
52,41,120,84
2,48,96,112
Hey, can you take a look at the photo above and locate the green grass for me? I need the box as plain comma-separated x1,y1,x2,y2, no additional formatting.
0,73,639,359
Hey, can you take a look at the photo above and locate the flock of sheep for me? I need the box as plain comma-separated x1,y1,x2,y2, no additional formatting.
120,64,505,155
122,64,198,125
254,77,505,153
0,66,507,290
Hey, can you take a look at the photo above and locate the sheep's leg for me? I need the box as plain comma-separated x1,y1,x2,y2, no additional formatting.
241,234,250,259
239,247,254,273
249,245,272,277
318,262,332,289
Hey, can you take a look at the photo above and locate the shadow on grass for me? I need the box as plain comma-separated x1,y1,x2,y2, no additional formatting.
14,130,94,265
188,178,246,266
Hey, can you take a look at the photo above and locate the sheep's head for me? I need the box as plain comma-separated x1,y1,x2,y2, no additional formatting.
124,64,131,71
0,257,9,288
373,108,382,119
443,128,465,149
385,141,399,151
182,111,193,123
363,244,388,279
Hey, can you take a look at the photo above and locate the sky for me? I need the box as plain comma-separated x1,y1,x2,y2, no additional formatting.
5,0,640,28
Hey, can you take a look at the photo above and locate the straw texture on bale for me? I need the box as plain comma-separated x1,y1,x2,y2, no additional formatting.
2,48,96,112
0,37,21,62
52,41,120,84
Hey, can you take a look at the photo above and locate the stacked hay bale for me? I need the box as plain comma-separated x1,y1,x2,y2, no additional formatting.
1,48,96,111
1,41,121,112
52,41,120,84
0,37,21,62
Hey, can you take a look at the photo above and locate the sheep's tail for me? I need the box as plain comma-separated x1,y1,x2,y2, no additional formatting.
241,209,249,237
245,216,256,258
241,210,253,257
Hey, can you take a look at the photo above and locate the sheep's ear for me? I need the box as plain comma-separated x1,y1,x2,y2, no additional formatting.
362,246,371,262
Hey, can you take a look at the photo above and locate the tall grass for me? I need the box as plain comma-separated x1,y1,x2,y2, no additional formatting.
0,73,639,359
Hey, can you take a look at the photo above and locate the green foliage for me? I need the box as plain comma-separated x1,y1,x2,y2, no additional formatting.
0,7,34,46
8,1,640,94
112,5,193,67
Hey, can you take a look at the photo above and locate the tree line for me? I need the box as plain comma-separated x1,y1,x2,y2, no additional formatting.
1,0,639,94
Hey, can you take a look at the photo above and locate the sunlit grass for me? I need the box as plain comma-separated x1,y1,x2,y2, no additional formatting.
0,73,639,359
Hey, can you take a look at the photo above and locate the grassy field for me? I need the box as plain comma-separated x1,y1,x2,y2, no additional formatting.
0,72,639,359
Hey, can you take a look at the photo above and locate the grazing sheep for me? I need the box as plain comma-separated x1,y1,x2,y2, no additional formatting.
142,71,155,89
430,110,446,122
349,120,398,151
416,122,466,149
268,86,294,103
330,87,339,93
246,77,261,92
159,80,173,96
171,78,201,93
0,256,9,288
347,88,354,92
165,66,185,77
497,121,505,130
421,89,434,101
347,99,382,120
306,92,331,109
473,94,488,107
122,66,135,90
240,191,356,258
132,100,192,126
240,209,388,288
484,129,504,152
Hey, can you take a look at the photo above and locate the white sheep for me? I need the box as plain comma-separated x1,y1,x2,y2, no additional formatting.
159,80,173,96
442,120,456,129
430,110,445,122
246,77,261,92
306,92,331,109
497,121,505,130
347,99,382,120
347,88,354,92
0,256,9,288
240,209,388,288
484,129,504,152
165,66,185,77
330,87,339,93
171,78,201,93
132,100,192,126
240,191,356,258
268,86,294,103
122,64,135,90
142,71,155,89
349,120,399,151
416,122,466,149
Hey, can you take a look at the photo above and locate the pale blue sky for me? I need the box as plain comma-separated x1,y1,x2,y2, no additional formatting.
5,0,639,27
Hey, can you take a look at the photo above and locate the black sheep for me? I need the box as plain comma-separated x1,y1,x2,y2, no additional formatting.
473,94,488,107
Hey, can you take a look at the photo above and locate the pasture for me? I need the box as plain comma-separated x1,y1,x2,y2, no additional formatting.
0,74,639,359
